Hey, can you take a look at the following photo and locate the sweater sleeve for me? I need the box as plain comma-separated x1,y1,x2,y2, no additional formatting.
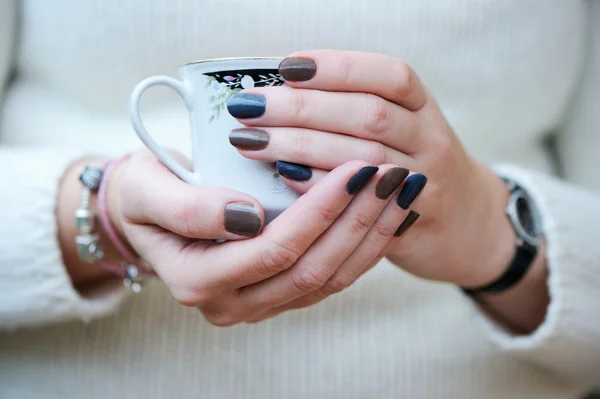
0,2,127,330
474,1,600,386
0,149,129,330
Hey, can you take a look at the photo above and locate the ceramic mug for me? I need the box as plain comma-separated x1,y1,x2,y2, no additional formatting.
130,57,300,223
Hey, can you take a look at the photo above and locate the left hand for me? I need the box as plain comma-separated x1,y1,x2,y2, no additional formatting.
228,50,516,296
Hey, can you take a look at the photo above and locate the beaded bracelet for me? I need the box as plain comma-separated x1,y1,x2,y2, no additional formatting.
75,160,153,292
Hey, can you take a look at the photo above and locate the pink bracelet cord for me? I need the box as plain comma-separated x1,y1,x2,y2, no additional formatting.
98,155,155,276
98,259,127,278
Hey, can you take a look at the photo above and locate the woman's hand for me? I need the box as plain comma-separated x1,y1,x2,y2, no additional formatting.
227,50,518,290
107,150,414,325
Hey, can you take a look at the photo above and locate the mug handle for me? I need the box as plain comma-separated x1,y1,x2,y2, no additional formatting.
129,76,201,184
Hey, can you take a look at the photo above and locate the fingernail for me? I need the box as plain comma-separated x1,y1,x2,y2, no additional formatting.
375,167,410,200
227,93,266,119
224,203,262,237
229,128,269,150
394,211,420,237
396,174,427,209
279,57,317,82
276,161,312,181
346,166,379,195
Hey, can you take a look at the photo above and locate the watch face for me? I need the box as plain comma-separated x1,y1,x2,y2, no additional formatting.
516,196,535,236
508,189,542,246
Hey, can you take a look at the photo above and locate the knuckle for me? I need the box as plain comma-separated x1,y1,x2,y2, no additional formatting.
202,309,239,327
291,265,329,293
171,193,199,236
290,129,311,159
256,240,302,275
365,141,389,165
321,275,353,295
349,211,375,237
339,54,353,85
317,203,341,224
171,289,202,307
363,94,391,136
290,91,307,120
373,219,399,239
390,59,415,99
198,293,242,327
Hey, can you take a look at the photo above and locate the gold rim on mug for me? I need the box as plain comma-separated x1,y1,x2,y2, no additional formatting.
184,56,284,66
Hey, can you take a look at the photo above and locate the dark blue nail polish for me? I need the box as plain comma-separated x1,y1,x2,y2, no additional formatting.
396,174,427,209
346,166,379,194
276,161,312,181
227,93,266,119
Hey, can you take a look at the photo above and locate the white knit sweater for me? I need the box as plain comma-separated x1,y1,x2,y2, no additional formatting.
0,1,599,398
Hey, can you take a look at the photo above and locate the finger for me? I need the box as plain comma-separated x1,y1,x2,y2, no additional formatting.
265,178,422,311
180,160,376,289
278,50,428,111
227,87,422,153
229,127,414,170
274,161,327,194
238,164,406,311
246,256,384,323
122,152,264,240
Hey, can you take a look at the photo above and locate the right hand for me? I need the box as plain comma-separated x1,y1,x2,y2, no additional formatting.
108,150,415,326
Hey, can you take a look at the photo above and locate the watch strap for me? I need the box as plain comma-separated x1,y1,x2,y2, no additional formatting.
461,243,538,296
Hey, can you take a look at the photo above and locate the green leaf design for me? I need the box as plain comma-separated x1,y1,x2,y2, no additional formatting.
206,76,251,123
259,75,267,79
269,73,277,78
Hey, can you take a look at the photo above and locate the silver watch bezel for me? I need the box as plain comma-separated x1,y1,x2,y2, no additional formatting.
505,187,542,247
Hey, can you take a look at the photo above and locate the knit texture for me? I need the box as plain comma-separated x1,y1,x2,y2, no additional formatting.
486,165,600,385
0,149,128,329
0,0,599,398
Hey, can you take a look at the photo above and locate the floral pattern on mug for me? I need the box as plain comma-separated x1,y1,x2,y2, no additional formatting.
266,162,290,194
204,69,285,123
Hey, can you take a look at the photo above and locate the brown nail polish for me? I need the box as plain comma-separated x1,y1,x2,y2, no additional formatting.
229,128,269,150
224,203,262,237
279,57,317,82
375,167,410,199
394,211,420,237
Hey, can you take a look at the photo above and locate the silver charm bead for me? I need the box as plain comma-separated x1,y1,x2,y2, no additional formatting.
123,264,144,293
79,166,104,191
75,233,104,263
75,208,95,234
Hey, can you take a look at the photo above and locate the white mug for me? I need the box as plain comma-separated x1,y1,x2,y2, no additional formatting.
130,57,300,223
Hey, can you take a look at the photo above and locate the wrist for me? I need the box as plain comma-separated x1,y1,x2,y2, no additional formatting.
454,163,516,288
58,157,120,290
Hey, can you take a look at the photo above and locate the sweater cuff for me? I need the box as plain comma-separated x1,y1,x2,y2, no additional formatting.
472,164,600,384
0,149,128,330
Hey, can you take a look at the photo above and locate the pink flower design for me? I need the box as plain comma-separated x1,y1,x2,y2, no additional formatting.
223,76,236,82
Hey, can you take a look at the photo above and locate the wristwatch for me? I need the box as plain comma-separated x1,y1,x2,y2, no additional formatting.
462,178,543,296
